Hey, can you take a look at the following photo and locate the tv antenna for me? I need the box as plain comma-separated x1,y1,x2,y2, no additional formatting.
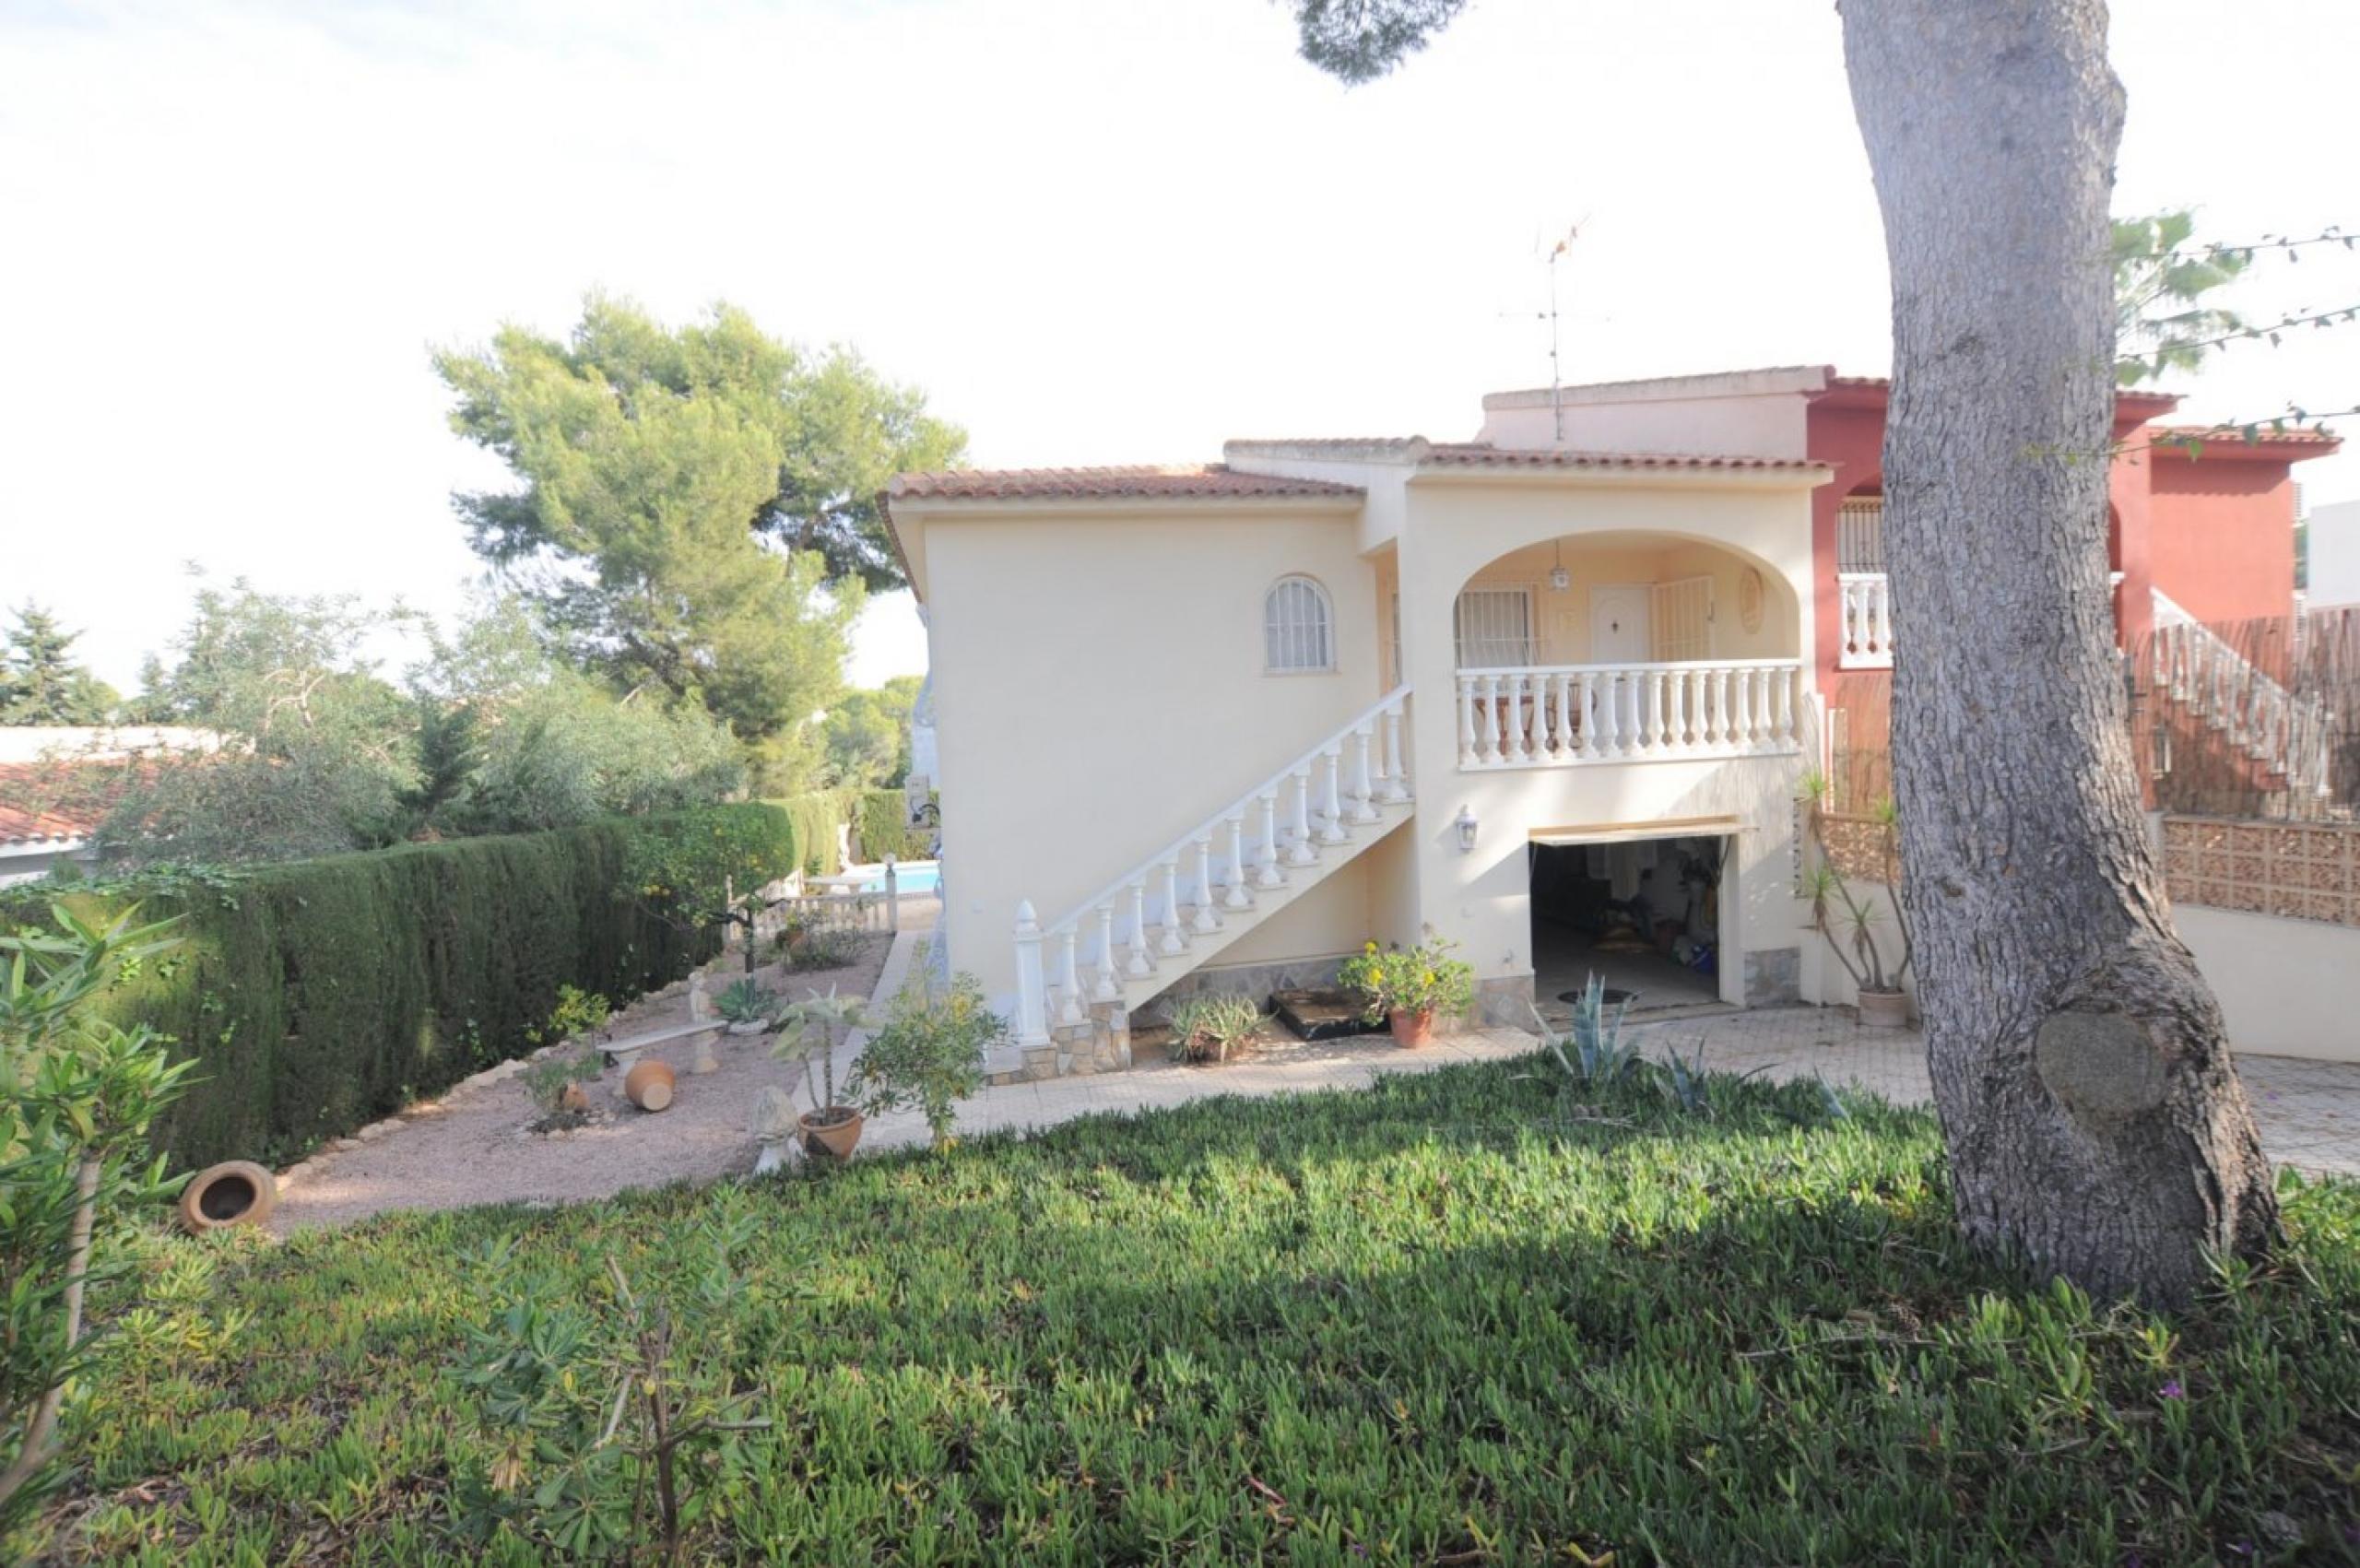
1540,218,1585,441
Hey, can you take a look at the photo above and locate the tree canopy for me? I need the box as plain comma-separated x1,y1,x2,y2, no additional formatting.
95,585,745,866
822,675,924,790
433,298,961,747
2113,209,2252,386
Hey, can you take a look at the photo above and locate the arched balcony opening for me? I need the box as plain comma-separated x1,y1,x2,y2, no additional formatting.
1444,530,1804,771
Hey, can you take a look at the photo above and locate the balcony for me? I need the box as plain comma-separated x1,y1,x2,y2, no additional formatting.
1838,572,1894,668
1455,660,1806,770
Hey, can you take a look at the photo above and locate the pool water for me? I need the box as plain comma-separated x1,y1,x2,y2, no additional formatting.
859,862,940,895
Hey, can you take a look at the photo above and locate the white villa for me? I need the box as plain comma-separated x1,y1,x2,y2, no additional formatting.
884,371,1876,1080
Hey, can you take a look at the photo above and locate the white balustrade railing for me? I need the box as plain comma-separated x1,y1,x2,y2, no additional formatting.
2150,594,2334,797
1837,572,1894,668
1454,660,1804,770
1009,687,1414,1046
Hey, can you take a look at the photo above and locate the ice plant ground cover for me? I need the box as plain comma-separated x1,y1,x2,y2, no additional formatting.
33,1054,2360,1564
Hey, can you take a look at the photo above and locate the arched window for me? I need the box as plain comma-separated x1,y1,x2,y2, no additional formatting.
1263,575,1335,673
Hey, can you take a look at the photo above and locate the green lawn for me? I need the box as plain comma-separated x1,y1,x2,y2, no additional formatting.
36,1053,2360,1565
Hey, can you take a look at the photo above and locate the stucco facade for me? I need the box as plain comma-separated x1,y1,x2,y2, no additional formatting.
885,367,2330,1073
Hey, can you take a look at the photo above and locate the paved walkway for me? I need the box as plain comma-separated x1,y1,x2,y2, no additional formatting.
850,971,2359,1181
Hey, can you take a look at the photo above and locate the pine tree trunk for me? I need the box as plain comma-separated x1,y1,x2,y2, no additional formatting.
1837,0,2277,1303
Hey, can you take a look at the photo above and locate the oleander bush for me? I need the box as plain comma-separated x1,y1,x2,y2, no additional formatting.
0,804,796,1171
31,1055,2360,1564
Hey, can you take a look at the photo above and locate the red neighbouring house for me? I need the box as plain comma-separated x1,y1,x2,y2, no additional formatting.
1476,366,2342,804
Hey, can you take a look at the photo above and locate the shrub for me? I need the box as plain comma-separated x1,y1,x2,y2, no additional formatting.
0,905,195,1539
854,789,915,864
1336,932,1475,1023
0,805,795,1170
453,1198,785,1562
770,792,856,878
846,956,1003,1148
1165,993,1262,1064
518,1049,601,1125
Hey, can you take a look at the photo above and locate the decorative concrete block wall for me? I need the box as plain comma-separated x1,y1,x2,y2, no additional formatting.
2163,816,2359,928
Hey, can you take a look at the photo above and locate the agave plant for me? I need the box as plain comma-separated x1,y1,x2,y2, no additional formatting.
1534,974,1649,1087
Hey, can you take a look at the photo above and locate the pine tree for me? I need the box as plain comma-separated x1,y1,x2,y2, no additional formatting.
0,604,118,725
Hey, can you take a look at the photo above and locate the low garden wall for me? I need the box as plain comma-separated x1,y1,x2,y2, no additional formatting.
1,803,796,1170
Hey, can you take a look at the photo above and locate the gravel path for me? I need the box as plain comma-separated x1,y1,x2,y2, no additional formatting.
267,918,914,1232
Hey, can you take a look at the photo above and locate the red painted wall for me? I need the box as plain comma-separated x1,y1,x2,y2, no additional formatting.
1802,401,1884,691
2143,454,2298,627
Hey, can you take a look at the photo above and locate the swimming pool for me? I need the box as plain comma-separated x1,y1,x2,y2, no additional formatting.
857,861,940,895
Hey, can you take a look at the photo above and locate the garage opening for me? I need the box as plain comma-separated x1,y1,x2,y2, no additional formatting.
1529,830,1733,1023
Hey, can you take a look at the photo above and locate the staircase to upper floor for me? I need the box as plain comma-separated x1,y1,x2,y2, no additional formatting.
1000,689,1415,1067
2150,590,2336,801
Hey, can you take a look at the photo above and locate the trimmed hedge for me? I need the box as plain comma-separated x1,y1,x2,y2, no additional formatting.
772,792,852,878
856,788,917,864
1,804,796,1171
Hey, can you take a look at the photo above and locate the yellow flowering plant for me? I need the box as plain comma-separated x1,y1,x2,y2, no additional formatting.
1336,933,1474,1023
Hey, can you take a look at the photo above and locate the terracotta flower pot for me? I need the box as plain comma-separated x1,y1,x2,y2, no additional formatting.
1856,987,1911,1030
177,1161,277,1235
1387,1007,1437,1048
624,1058,677,1112
799,1107,865,1161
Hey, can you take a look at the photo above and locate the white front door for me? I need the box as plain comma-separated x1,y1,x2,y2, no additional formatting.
1591,584,1653,737
1589,584,1652,663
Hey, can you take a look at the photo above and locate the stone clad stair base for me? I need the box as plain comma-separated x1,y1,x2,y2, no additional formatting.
995,690,1416,1083
987,801,1414,1084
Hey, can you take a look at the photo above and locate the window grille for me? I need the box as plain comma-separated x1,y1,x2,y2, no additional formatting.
1264,576,1335,673
1454,586,1533,667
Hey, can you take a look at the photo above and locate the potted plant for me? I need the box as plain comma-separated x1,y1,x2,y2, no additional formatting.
845,952,1005,1150
714,978,780,1035
1799,772,1914,1028
1165,993,1263,1065
1337,933,1476,1047
773,986,875,1160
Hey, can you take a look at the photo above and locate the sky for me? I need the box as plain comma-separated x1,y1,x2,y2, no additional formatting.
5,0,2355,695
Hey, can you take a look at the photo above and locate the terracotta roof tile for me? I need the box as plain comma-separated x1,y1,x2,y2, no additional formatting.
889,465,1363,501
0,764,105,845
1420,443,1829,473
2150,423,2342,447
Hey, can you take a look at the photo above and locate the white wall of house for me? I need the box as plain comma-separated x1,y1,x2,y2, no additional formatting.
1476,369,1820,459
2177,905,2360,1064
917,500,1380,999
1797,878,1918,1015
1394,468,1826,1012
0,838,92,888
2309,499,2360,608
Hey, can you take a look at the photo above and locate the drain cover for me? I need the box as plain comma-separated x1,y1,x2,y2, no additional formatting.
1559,987,1637,1006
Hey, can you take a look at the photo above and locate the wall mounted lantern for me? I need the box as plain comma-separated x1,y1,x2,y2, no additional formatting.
1455,805,1480,854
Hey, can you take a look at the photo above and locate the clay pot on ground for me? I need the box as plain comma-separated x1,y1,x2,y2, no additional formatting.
624,1058,677,1112
799,1106,864,1161
177,1161,277,1235
1387,1007,1436,1048
1857,987,1911,1030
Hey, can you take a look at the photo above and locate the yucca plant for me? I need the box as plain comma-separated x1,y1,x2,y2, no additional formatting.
1798,771,1913,1020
